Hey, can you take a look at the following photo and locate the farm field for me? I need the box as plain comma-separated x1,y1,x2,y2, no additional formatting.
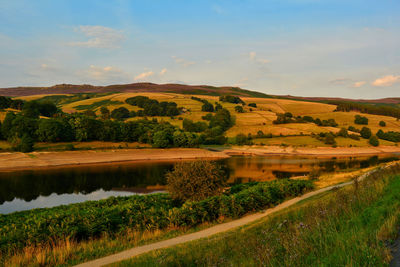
12,92,400,147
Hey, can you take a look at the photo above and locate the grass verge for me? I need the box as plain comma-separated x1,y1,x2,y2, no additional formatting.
115,164,400,266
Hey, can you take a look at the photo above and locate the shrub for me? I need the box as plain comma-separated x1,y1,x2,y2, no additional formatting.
324,133,336,145
235,133,249,145
234,105,244,113
369,136,379,147
379,121,386,127
354,115,368,125
360,127,372,139
166,161,227,201
308,169,321,180
248,103,257,108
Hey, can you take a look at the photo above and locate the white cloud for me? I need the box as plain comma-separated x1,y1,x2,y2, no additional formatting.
372,75,400,87
84,65,125,81
249,51,269,64
69,25,125,48
329,78,351,85
134,71,154,81
160,68,167,75
171,56,195,67
352,81,366,88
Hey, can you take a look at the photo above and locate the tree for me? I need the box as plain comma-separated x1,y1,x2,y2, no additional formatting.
152,130,171,148
248,103,257,108
235,105,244,113
100,107,110,120
324,133,336,145
111,107,130,120
83,110,96,117
379,121,386,127
10,134,34,152
235,133,248,145
209,108,232,131
1,112,16,139
166,161,227,201
37,119,65,142
337,128,348,138
369,135,379,147
354,115,368,125
201,102,214,112
360,127,372,139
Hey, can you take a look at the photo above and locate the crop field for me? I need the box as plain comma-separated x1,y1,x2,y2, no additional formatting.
4,92,400,148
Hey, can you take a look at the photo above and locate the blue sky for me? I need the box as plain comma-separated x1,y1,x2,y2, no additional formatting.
0,0,399,98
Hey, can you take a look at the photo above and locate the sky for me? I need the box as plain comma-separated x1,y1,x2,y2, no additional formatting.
0,0,399,99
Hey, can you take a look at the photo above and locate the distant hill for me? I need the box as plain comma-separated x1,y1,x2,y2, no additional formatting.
0,83,271,98
1,82,399,105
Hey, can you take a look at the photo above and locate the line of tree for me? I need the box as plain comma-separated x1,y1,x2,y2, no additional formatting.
331,101,400,119
0,104,235,151
125,96,180,116
191,96,223,112
219,95,245,104
273,113,338,127
376,130,400,143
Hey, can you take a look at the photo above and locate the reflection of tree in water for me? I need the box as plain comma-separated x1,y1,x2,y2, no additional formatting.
1,155,399,205
0,163,172,204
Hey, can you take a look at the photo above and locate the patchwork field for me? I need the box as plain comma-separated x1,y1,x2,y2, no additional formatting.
6,92,400,148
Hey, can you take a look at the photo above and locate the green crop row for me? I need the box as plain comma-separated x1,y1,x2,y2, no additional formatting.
0,179,313,255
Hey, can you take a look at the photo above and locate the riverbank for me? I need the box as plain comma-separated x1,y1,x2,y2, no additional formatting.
0,148,229,172
0,145,400,172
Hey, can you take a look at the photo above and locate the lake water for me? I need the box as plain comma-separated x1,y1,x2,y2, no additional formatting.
0,154,399,214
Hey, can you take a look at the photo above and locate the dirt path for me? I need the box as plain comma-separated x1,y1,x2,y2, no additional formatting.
74,180,357,267
391,230,400,267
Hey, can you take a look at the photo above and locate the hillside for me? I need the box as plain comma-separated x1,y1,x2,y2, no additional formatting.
10,91,400,149
1,82,400,105
0,83,271,98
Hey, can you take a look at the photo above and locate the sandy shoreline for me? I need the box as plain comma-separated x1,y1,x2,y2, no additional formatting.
0,148,229,172
0,146,399,172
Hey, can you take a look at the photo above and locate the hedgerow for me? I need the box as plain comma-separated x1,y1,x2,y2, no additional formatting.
0,179,313,254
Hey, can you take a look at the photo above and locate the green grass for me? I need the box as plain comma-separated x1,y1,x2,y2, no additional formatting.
74,99,123,111
116,165,400,266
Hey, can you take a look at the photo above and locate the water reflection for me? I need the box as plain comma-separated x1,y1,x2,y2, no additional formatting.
0,154,398,213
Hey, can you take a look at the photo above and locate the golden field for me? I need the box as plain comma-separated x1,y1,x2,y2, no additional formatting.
5,92,400,148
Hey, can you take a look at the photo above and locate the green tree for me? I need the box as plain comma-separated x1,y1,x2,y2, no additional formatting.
152,130,171,148
166,161,227,201
235,105,244,113
360,127,372,139
369,135,379,147
100,107,110,120
354,115,368,125
379,121,386,127
111,107,130,120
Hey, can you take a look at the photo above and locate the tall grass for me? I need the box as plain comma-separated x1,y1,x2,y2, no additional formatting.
118,164,400,266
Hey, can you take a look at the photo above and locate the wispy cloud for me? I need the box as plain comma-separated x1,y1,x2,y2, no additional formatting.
69,25,125,48
134,71,154,81
171,56,195,67
352,81,366,88
83,65,126,81
248,51,269,64
372,75,400,87
160,68,167,75
329,78,352,85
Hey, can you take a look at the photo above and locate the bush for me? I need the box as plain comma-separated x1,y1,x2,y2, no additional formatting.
354,115,368,125
379,121,386,127
248,103,257,108
166,161,227,201
234,105,244,113
360,127,372,139
369,136,379,147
